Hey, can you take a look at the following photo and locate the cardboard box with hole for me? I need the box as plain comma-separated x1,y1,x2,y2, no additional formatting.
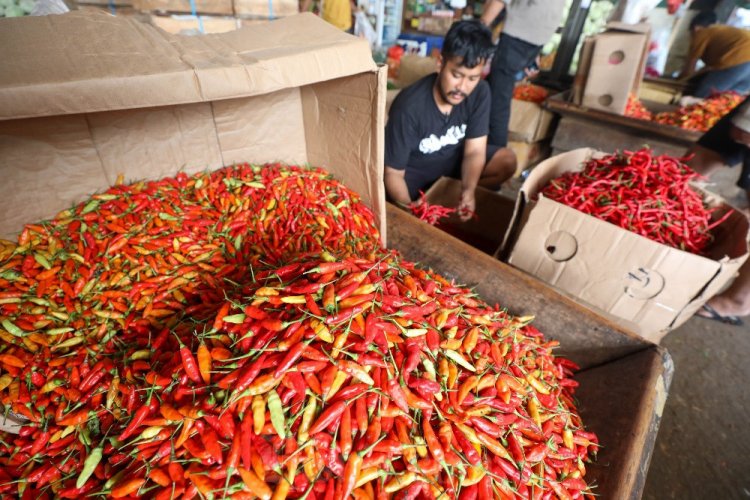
578,23,650,115
0,11,387,242
499,148,750,343
424,176,516,255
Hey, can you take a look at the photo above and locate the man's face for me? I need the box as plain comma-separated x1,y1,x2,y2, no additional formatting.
436,56,484,106
730,125,750,147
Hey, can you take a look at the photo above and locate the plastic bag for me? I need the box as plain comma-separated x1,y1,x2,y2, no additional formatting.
354,10,377,48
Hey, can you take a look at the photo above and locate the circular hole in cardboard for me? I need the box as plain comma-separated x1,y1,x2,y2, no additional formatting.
544,231,578,262
623,268,665,300
608,50,625,65
598,94,614,107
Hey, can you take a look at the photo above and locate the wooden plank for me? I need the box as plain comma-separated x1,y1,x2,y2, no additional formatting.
546,92,702,144
576,346,674,499
386,204,648,369
552,116,690,158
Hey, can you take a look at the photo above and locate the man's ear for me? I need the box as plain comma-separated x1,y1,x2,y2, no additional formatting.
436,55,444,72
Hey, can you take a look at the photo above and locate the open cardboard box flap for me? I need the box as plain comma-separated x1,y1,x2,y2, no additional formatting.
501,148,750,342
0,12,386,241
0,11,376,119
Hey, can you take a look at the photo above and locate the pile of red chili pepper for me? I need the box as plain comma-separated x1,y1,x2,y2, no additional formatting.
408,192,457,226
624,94,653,121
541,148,733,254
653,91,744,132
513,84,549,104
0,164,598,499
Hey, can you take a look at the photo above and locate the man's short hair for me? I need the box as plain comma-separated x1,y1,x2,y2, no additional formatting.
690,11,717,30
441,20,494,69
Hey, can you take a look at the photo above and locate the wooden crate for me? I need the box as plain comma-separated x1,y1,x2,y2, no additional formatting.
387,205,673,499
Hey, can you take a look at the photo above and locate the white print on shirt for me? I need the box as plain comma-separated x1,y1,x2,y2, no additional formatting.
418,124,467,154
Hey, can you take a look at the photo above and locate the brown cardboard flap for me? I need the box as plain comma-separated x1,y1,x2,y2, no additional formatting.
505,148,750,341
0,11,376,120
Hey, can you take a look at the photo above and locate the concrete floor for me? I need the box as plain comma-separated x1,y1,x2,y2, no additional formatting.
643,316,750,499
642,168,750,499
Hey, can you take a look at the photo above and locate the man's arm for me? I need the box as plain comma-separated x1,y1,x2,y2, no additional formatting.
384,166,412,207
458,136,487,221
480,0,504,27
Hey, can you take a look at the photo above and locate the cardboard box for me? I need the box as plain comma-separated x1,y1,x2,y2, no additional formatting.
134,0,233,15
396,54,436,88
581,23,650,114
233,0,297,18
507,139,549,175
508,98,555,143
149,13,241,33
0,11,387,241
424,176,515,255
417,14,454,35
500,148,750,343
388,204,672,499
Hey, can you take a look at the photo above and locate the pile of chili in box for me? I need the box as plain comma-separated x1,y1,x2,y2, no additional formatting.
0,164,598,499
541,148,732,255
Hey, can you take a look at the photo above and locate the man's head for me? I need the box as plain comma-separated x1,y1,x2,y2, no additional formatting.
731,102,750,147
435,20,494,106
689,11,717,33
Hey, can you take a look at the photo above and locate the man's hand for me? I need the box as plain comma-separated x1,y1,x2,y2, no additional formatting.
458,189,475,222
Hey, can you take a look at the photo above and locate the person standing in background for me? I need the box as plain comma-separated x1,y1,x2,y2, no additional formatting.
680,11,750,98
299,0,353,32
480,0,566,148
687,98,750,325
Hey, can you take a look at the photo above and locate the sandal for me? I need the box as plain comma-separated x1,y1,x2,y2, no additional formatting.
696,304,744,326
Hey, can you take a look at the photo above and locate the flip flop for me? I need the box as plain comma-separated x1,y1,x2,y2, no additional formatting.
696,304,744,326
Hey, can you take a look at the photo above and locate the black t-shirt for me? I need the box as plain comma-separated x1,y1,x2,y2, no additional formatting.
385,73,491,199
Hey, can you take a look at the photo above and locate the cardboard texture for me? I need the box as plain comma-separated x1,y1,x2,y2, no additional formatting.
134,0,233,14
582,23,650,114
507,140,549,175
388,204,671,498
233,0,297,17
424,177,515,254
501,148,750,343
0,11,387,241
508,99,555,143
149,14,242,34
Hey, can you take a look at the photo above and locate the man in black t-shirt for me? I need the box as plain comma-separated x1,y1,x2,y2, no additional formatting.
385,20,516,221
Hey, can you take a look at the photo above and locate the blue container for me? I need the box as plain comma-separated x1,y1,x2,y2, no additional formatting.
396,32,444,56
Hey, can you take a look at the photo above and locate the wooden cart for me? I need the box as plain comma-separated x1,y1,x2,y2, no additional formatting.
388,205,673,500
546,91,701,158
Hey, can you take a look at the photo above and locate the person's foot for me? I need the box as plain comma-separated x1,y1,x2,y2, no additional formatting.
696,297,750,325
696,304,743,326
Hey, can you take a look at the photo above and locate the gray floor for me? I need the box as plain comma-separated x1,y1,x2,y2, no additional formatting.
640,168,750,499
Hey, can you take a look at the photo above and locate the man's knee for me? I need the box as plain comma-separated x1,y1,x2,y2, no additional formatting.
480,148,516,190
492,147,517,178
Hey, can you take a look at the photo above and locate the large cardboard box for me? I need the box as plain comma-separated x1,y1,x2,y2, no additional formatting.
424,176,516,255
149,13,241,33
134,0,233,14
508,99,555,143
233,0,297,18
388,205,672,499
0,11,387,241
581,23,650,114
500,148,750,343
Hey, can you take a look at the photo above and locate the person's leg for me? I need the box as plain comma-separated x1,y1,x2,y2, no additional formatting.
702,259,750,318
488,35,541,147
693,61,750,97
478,145,516,190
